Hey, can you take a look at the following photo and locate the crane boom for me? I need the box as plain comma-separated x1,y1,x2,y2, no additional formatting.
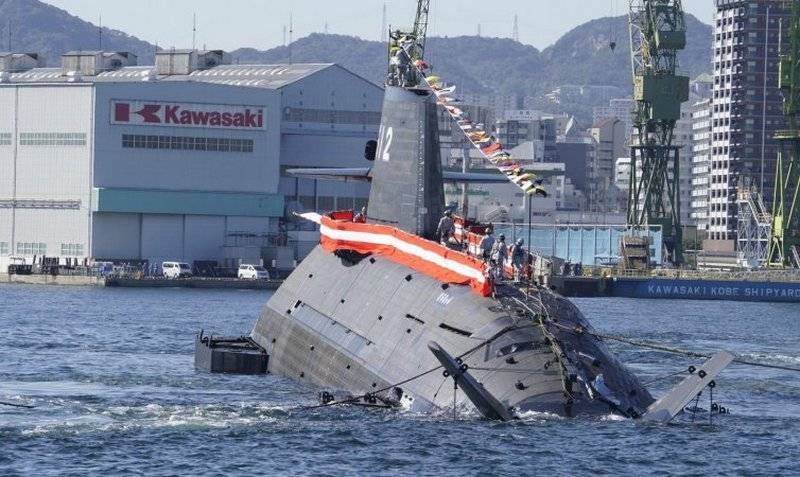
627,0,690,265
413,0,431,60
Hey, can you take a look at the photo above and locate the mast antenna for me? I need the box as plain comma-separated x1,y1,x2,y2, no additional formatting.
289,12,294,64
192,12,197,50
513,14,519,42
381,2,387,42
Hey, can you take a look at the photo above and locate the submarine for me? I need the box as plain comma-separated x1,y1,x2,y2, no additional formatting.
239,34,732,421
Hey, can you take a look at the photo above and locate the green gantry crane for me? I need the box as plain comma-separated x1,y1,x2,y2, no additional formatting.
412,0,431,60
627,0,690,265
768,0,800,268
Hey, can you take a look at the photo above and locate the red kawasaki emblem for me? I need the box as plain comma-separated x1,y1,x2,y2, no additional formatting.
111,100,265,130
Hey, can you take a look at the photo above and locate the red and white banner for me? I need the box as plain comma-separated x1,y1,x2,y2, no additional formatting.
300,212,491,296
110,100,266,130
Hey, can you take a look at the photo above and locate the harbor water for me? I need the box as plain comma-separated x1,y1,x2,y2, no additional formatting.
1,284,798,476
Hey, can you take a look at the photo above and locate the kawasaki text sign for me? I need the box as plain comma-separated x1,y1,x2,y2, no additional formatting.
111,100,265,130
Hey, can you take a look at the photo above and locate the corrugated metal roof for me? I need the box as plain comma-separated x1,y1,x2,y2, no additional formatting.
9,68,64,81
63,50,104,56
94,66,156,80
187,64,333,88
0,52,38,58
3,63,336,89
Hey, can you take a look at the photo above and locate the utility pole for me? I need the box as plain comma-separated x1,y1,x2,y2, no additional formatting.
381,2,387,42
192,13,197,51
288,12,294,64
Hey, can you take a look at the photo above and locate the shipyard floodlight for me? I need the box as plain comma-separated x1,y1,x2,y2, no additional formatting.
627,0,689,265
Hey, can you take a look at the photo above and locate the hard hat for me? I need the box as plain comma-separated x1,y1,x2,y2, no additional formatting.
517,238,524,245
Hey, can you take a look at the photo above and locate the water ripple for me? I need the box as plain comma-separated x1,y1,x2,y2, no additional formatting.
0,286,798,476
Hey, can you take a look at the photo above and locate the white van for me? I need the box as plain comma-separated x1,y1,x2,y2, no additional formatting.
162,261,192,279
238,264,270,280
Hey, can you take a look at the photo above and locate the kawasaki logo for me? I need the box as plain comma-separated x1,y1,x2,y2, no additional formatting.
111,100,265,130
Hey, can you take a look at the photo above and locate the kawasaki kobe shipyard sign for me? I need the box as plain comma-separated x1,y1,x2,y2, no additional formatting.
111,100,265,130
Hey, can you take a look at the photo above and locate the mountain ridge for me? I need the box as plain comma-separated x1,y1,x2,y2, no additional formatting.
3,0,712,119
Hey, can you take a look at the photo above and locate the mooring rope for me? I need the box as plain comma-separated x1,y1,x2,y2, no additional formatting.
641,369,689,386
290,336,492,413
545,320,800,373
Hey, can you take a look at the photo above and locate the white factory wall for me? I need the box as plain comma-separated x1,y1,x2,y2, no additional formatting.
0,84,94,266
93,82,281,194
279,134,372,205
183,215,226,262
280,65,383,122
0,88,15,201
226,216,271,235
92,213,275,264
0,209,11,268
91,212,140,259
279,65,380,212
92,212,235,264
16,86,93,201
0,87,16,269
140,214,183,263
13,208,87,254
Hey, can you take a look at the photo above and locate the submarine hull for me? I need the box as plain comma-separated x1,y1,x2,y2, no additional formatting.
251,246,654,417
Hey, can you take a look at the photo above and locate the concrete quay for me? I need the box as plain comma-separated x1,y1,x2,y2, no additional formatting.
0,273,282,290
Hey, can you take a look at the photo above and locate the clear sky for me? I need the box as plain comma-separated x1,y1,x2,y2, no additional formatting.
42,0,715,51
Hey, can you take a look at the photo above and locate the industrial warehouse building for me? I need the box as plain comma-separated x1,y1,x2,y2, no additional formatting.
0,50,381,271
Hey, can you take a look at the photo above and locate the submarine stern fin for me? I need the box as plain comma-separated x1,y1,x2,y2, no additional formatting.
641,351,734,423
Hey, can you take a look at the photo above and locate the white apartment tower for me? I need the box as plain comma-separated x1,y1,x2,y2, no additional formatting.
691,98,713,233
709,0,788,244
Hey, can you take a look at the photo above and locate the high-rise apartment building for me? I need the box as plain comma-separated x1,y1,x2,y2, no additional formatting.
593,98,635,139
709,0,789,243
494,111,560,160
675,103,696,226
588,117,627,212
674,76,715,228
691,98,713,233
